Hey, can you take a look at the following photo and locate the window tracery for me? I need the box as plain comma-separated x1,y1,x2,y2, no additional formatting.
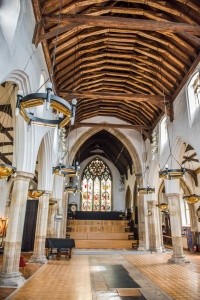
187,71,200,124
82,157,112,211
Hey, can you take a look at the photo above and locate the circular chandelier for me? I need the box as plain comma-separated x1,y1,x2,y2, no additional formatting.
137,186,155,195
0,164,16,179
49,199,57,206
159,164,185,180
28,189,45,199
16,84,77,128
53,162,80,177
0,85,16,179
65,183,82,194
183,194,200,204
156,203,169,211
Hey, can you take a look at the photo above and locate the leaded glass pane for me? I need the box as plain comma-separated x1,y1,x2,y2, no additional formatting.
82,157,112,211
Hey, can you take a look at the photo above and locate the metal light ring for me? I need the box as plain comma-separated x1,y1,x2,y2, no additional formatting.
65,186,82,193
138,188,155,194
28,189,45,198
26,112,64,126
20,99,44,109
60,165,76,172
156,203,168,210
183,195,200,204
49,199,57,206
50,101,71,117
19,93,72,111
159,168,185,179
0,164,16,179
63,172,78,177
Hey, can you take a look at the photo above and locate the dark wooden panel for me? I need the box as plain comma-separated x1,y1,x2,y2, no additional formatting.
21,200,38,252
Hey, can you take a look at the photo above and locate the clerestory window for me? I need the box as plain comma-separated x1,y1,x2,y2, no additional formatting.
81,157,112,211
160,116,168,152
187,71,200,124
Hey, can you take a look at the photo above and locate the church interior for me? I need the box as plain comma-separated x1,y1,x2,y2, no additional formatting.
0,1,200,299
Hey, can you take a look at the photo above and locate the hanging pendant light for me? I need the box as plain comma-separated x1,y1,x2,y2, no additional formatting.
156,203,169,211
183,194,200,204
137,128,155,195
0,164,16,179
16,88,77,128
49,199,57,206
0,84,16,179
159,164,185,180
65,183,82,194
28,189,45,199
137,185,155,195
53,125,80,178
15,1,77,129
158,77,185,181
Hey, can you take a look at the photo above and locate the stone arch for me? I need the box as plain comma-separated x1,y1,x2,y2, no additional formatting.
180,179,198,232
37,130,54,192
2,70,31,95
125,185,132,209
2,69,57,174
69,126,142,174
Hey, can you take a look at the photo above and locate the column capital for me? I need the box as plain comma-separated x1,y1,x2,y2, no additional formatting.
43,190,52,196
165,193,179,198
13,171,34,181
147,200,157,204
49,197,61,202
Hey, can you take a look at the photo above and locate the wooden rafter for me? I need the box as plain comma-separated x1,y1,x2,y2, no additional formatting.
43,14,200,34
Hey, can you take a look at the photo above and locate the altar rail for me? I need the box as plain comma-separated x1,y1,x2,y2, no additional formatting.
71,211,125,220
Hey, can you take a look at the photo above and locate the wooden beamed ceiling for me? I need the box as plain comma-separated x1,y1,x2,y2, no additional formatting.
32,0,200,175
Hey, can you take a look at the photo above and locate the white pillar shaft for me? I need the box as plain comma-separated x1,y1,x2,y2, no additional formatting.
0,172,33,286
61,193,68,238
166,193,186,263
138,194,146,250
29,193,50,264
47,203,58,238
148,200,162,252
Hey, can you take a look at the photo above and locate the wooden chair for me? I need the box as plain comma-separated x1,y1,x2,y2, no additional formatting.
56,248,71,261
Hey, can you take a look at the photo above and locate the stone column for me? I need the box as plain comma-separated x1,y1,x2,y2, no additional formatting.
46,199,58,238
147,200,162,253
61,191,68,238
47,175,64,238
165,192,187,263
137,193,146,250
29,191,51,264
164,179,188,263
0,171,33,287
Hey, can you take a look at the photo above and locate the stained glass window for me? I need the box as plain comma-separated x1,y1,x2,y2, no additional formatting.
82,157,112,211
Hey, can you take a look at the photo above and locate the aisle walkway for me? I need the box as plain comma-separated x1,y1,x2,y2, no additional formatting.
3,250,200,300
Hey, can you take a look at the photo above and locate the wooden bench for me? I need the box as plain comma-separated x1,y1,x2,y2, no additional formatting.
132,240,139,249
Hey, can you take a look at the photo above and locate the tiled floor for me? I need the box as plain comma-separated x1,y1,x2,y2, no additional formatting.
0,249,200,300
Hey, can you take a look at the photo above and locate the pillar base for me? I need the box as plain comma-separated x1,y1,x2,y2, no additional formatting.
149,247,163,253
168,255,190,264
137,246,146,251
0,271,25,287
29,255,48,264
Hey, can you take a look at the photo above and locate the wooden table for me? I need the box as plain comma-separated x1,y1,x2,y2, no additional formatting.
45,238,75,260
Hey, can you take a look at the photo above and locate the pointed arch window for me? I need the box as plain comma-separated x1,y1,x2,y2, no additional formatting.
82,157,112,211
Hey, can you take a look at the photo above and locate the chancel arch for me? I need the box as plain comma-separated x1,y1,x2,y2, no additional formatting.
125,185,132,209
